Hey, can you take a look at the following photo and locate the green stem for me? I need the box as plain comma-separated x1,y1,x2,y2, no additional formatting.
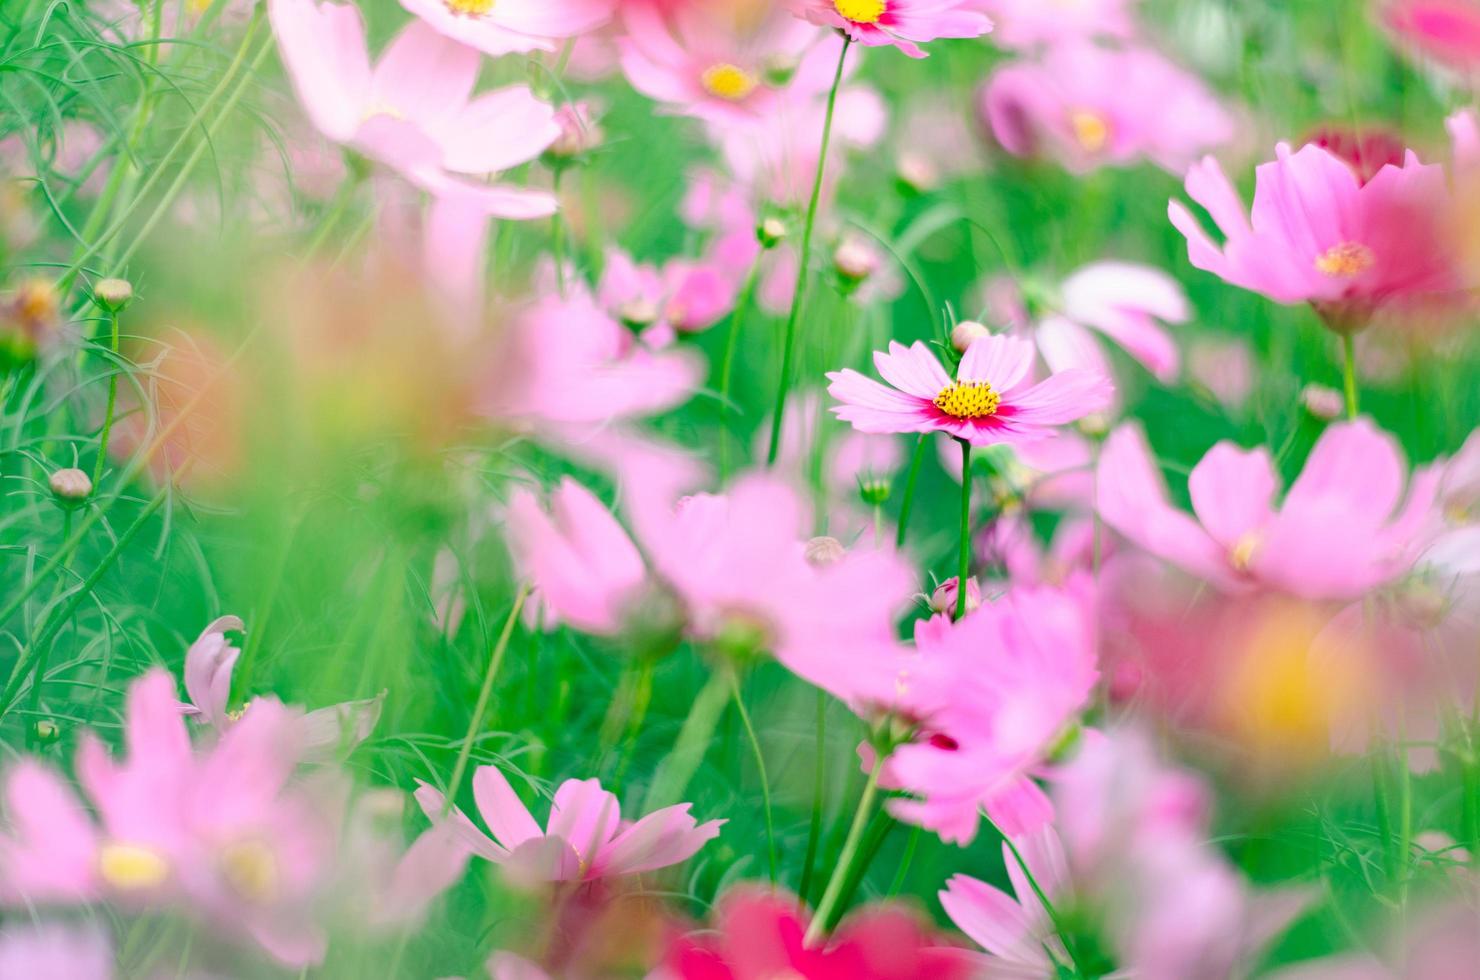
718,257,763,484
957,439,972,620
1341,333,1359,420
442,583,530,817
765,37,852,466
894,433,927,549
797,689,826,907
91,308,120,491
1371,750,1394,884
302,173,362,256
804,759,881,945
643,666,733,811
731,673,778,885
610,660,655,796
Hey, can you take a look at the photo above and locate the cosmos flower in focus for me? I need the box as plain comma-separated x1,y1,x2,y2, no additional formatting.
786,0,992,58
269,0,560,218
414,766,723,883
399,0,616,57
1097,418,1441,601
827,334,1113,446
983,41,1236,175
1169,142,1465,332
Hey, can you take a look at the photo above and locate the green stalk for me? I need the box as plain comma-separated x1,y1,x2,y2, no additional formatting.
90,307,120,490
643,666,732,812
957,439,972,620
1341,333,1359,420
804,760,881,945
765,37,852,465
718,257,763,484
731,672,778,885
894,433,927,549
443,583,531,817
797,689,827,906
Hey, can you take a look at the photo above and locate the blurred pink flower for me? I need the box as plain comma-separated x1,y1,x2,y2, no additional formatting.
1169,142,1464,332
766,390,905,498
786,0,992,58
882,583,1099,843
1186,335,1255,411
983,41,1234,174
979,0,1137,49
1097,418,1441,601
269,0,559,218
0,923,113,980
1383,0,1480,72
414,766,722,883
618,0,822,122
399,0,615,56
827,334,1113,446
598,246,737,338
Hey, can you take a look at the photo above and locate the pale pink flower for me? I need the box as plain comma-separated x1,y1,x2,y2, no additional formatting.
618,0,823,122
786,0,992,58
414,766,723,882
399,0,615,57
882,583,1099,844
1097,418,1441,601
1186,335,1255,411
827,334,1113,446
979,0,1137,49
268,0,559,218
1169,142,1464,331
0,923,113,980
984,41,1235,174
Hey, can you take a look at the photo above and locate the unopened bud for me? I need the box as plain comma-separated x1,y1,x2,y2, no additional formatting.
805,535,847,567
1301,383,1345,421
617,297,659,328
33,719,60,744
757,216,787,249
93,278,133,312
1077,412,1110,438
896,152,938,195
928,576,981,619
547,103,603,160
49,467,92,502
858,478,891,507
833,237,878,283
950,320,991,353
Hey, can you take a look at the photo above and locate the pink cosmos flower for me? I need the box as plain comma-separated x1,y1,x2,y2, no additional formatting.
881,583,1099,844
179,616,384,762
767,390,905,499
983,41,1235,174
0,923,113,980
414,765,722,883
598,246,737,340
978,0,1137,49
786,0,992,58
1169,142,1464,331
1097,418,1441,601
618,0,824,122
399,0,615,57
827,334,1113,446
1383,0,1480,72
268,0,559,218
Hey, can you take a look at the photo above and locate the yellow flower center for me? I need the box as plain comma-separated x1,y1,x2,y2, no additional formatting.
834,0,886,24
1315,242,1375,278
98,842,170,892
220,840,279,904
445,0,494,15
1229,532,1262,572
933,381,1001,419
701,63,758,102
1069,110,1111,153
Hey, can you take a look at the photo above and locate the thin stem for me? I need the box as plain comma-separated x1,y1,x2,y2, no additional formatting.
797,689,827,907
91,308,120,490
551,167,568,298
718,257,763,484
1341,333,1359,420
957,439,972,620
643,666,733,812
804,759,881,945
765,37,852,465
442,583,531,817
731,673,778,886
895,433,927,549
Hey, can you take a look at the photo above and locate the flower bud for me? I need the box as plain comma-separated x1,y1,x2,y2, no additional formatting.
950,320,991,353
1,277,58,366
49,467,92,503
757,216,787,249
896,151,938,195
805,535,846,567
32,719,60,744
1077,412,1110,438
857,478,891,507
547,103,603,160
93,278,133,312
833,237,878,284
617,297,660,329
928,576,981,619
1301,383,1345,420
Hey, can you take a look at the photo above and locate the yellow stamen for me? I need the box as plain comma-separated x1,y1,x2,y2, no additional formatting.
445,0,494,15
933,381,1000,419
700,63,758,102
1068,110,1111,154
1230,532,1262,573
99,842,170,891
1315,242,1375,278
834,0,886,24
220,840,279,904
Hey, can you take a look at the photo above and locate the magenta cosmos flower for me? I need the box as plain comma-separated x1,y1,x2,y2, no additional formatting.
1383,0,1480,72
983,41,1235,175
1169,142,1464,331
399,0,615,57
268,0,559,218
827,334,1113,446
1097,418,1441,602
787,0,992,58
415,765,722,882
